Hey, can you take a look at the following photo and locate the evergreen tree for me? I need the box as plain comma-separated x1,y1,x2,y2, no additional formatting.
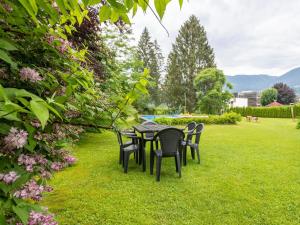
164,51,185,110
164,15,215,112
137,28,163,105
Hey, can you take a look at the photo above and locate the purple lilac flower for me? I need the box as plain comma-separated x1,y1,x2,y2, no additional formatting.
14,179,52,201
31,119,41,128
34,154,48,165
50,162,65,171
40,168,52,179
28,211,58,225
64,155,76,165
18,154,37,172
20,67,43,83
0,171,19,184
4,127,28,151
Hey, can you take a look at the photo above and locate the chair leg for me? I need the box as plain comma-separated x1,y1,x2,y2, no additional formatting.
175,156,178,172
176,153,181,178
119,147,123,165
156,156,162,182
124,152,130,173
196,146,200,164
179,147,183,165
139,145,142,165
183,146,187,166
135,150,139,164
191,147,195,159
142,146,146,172
150,149,154,175
155,140,159,149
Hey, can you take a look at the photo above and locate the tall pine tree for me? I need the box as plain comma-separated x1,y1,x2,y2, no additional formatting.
137,28,164,105
164,15,215,112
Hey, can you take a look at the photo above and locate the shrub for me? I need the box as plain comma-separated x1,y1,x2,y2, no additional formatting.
154,112,242,125
260,88,278,106
297,121,300,129
154,104,171,115
230,104,300,118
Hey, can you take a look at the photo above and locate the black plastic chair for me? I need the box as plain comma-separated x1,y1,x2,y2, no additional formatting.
181,122,197,159
150,128,184,181
140,121,157,159
114,128,145,173
183,123,204,165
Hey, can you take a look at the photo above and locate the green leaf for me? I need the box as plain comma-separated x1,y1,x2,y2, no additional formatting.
0,39,18,51
28,0,38,14
99,5,111,22
132,2,138,16
124,0,134,9
18,0,38,22
30,100,49,129
138,0,148,11
0,49,17,69
154,0,168,19
86,0,101,6
107,0,127,13
179,0,183,9
1,112,21,121
110,9,120,23
12,204,30,225
55,0,68,15
121,13,131,24
0,123,11,134
0,211,5,225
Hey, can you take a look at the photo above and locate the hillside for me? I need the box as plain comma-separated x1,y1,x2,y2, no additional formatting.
227,67,300,94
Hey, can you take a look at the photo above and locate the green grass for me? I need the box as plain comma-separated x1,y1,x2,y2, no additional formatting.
42,118,300,225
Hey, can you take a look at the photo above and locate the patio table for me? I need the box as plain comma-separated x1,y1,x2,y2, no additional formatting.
133,124,170,171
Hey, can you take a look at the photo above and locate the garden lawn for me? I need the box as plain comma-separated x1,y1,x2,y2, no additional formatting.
42,118,300,225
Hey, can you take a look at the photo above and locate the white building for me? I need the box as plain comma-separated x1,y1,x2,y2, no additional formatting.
229,97,248,108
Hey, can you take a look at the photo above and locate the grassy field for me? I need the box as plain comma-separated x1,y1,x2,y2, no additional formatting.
42,118,300,225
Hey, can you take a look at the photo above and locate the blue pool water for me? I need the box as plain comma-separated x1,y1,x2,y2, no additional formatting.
140,115,180,121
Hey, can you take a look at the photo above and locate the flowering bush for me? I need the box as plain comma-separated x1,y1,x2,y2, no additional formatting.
0,0,181,224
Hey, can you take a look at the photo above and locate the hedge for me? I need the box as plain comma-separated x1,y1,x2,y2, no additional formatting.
229,104,300,118
154,112,242,125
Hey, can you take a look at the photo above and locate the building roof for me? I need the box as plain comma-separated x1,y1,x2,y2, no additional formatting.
266,101,283,107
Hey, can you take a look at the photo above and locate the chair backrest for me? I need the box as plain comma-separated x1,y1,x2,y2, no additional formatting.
186,122,196,132
185,122,197,142
142,121,157,139
141,121,157,125
112,126,123,146
194,123,204,144
155,128,184,155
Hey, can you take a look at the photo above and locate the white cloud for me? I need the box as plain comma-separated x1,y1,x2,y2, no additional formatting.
131,0,300,76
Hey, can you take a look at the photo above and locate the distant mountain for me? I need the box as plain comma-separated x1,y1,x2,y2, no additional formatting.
226,67,300,94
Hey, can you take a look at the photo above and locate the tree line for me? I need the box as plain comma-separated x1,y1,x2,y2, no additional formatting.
137,15,231,114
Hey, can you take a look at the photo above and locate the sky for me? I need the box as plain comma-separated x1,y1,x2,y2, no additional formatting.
131,0,300,76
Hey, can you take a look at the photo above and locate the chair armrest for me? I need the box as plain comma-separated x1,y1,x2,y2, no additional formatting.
121,132,138,138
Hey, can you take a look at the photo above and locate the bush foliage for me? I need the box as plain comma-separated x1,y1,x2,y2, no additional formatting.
0,0,183,224
154,112,242,125
230,105,300,118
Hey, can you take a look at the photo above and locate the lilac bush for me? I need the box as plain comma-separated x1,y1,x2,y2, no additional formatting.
0,171,20,184
0,0,155,224
3,127,28,151
14,180,52,201
19,67,43,83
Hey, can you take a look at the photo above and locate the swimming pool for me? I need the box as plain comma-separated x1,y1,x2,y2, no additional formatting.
140,114,209,121
140,115,180,121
